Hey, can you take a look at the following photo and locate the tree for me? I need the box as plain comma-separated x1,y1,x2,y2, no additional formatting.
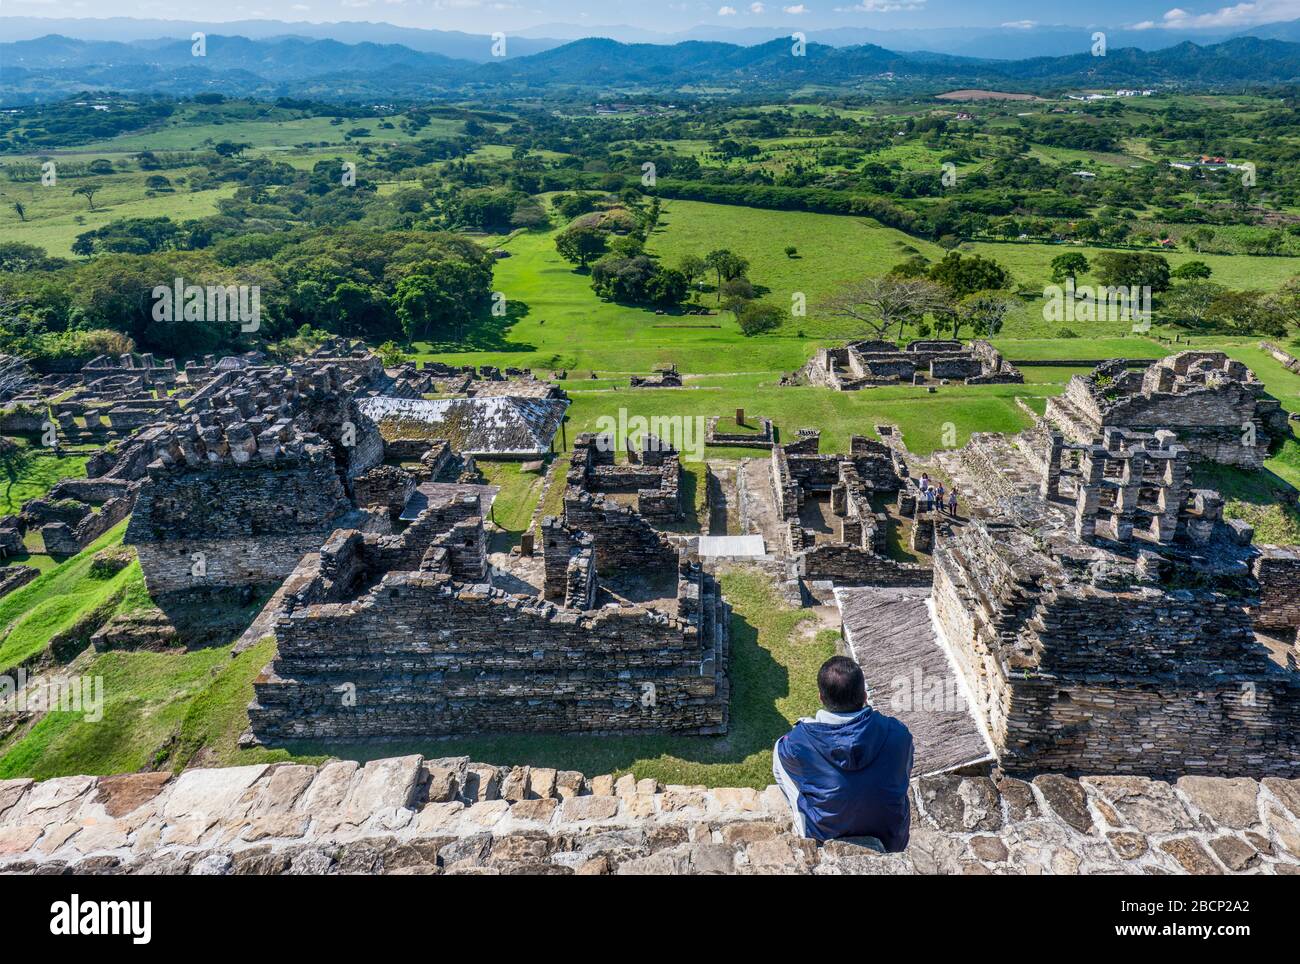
928,251,1011,298
736,301,783,336
72,183,101,211
1162,281,1225,328
1172,260,1212,281
1050,252,1089,285
554,223,607,268
392,260,484,343
1188,227,1216,253
705,249,749,302
820,276,950,341
1094,251,1171,292
327,281,388,337
375,340,410,367
1206,290,1286,337
678,254,707,287
213,141,252,158
955,291,1016,340
589,255,685,307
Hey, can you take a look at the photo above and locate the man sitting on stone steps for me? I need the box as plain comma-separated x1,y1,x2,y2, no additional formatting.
773,656,914,851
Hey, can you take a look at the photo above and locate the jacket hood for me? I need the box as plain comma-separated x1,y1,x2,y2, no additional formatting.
800,707,892,773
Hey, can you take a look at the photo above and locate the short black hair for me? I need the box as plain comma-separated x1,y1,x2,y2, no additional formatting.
817,656,866,713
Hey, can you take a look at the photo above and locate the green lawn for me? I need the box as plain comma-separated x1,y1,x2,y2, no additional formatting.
0,450,88,515
68,113,462,155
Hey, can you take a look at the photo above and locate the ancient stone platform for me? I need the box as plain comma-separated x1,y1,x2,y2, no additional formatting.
1,756,1297,875
836,586,993,776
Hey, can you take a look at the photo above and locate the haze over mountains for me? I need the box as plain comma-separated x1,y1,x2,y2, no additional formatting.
13,13,1300,61
6,16,1300,102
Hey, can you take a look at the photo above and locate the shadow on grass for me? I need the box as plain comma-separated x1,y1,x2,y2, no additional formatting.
420,300,536,355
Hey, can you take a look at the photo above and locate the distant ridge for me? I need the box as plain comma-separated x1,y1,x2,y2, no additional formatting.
5,30,1300,102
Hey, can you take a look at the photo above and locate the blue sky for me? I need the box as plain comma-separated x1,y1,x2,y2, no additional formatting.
9,0,1300,34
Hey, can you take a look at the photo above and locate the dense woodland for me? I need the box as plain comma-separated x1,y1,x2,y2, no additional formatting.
5,89,1300,360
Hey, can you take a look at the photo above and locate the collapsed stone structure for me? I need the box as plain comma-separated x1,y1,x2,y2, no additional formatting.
802,339,1022,390
770,431,929,587
1045,351,1287,469
125,362,384,597
246,477,729,741
933,422,1300,778
630,365,683,389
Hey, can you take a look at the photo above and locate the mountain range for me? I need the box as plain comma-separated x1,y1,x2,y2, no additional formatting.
5,31,1300,102
17,14,1300,61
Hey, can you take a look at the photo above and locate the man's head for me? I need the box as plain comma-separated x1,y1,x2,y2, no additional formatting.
817,656,866,714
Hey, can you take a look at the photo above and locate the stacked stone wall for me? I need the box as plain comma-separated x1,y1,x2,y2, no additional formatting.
5,756,1297,875
1254,548,1300,630
249,568,728,741
932,519,1300,778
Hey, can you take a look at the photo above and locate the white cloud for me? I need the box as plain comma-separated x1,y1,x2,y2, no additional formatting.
1002,20,1037,29
835,0,926,11
750,1,765,11
783,3,808,11
1144,1,1300,29
718,4,738,14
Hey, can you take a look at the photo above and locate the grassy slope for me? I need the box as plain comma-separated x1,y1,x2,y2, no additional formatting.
0,522,133,673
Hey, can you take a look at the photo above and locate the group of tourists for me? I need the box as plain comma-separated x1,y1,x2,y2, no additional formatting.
917,473,958,518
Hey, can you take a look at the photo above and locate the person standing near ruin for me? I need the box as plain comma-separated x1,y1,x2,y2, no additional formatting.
948,487,959,518
772,656,914,851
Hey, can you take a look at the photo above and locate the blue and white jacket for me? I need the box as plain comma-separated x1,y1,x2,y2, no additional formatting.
776,706,914,851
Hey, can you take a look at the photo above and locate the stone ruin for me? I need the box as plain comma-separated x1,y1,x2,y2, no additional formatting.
770,430,929,588
1045,351,1287,469
932,422,1300,778
245,481,729,741
630,365,683,389
567,431,683,526
125,362,384,598
800,339,1023,390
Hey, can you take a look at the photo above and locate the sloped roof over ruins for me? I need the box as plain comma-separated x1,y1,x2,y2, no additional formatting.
357,395,568,457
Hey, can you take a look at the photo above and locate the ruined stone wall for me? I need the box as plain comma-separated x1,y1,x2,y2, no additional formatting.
770,446,800,521
798,543,932,587
1046,356,1277,469
133,533,342,596
4,756,1297,875
249,565,728,741
126,445,353,596
352,465,416,519
1254,547,1300,630
563,489,676,573
932,520,1300,778
39,495,132,556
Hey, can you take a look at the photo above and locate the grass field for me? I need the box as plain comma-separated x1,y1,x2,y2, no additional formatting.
0,522,134,674
1,173,235,257
68,113,462,155
1,450,88,516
